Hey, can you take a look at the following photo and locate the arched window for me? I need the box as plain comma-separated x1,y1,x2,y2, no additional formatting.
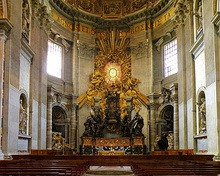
47,40,62,78
163,39,178,77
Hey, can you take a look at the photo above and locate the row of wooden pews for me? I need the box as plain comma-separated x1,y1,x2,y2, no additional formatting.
0,159,89,175
131,159,220,175
0,149,219,175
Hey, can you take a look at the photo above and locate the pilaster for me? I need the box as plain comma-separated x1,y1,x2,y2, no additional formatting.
46,87,54,150
211,10,220,161
70,96,77,149
147,93,160,151
0,19,13,160
170,83,179,149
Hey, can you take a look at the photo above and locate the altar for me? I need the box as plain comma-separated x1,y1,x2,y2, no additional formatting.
81,136,146,155
80,89,147,155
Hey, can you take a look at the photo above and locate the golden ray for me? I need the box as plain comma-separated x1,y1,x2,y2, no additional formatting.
77,27,149,113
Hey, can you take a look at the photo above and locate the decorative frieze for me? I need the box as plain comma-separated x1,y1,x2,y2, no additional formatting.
77,42,94,59
161,87,172,104
131,40,148,57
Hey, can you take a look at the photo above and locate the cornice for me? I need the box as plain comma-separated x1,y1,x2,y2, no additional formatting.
150,0,173,18
49,0,175,28
49,0,74,20
0,18,13,35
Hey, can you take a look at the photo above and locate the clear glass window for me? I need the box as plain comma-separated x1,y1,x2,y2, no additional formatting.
164,39,178,77
47,40,62,78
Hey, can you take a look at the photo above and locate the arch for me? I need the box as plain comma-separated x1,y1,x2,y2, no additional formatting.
52,102,68,115
196,86,206,102
52,105,68,123
158,103,174,133
160,105,174,134
19,89,28,109
154,104,174,150
52,104,69,143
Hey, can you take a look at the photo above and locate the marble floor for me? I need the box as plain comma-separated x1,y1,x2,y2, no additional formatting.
82,166,135,176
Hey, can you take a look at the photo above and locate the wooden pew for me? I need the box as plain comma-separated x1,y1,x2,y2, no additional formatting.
6,152,220,175
131,159,220,176
0,159,89,176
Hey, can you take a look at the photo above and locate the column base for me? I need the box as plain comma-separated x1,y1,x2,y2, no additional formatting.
213,154,220,162
4,154,13,160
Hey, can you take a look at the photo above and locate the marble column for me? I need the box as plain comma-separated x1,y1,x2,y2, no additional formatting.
170,83,179,149
147,93,160,151
46,90,53,150
0,19,12,159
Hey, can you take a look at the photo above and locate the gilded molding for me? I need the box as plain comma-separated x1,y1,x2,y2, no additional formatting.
50,0,175,28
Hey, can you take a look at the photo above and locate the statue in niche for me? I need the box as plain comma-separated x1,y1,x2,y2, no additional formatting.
130,112,144,137
22,0,30,41
198,97,206,134
19,99,27,134
194,0,203,33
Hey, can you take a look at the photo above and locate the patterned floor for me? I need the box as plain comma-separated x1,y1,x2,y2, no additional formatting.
82,166,135,176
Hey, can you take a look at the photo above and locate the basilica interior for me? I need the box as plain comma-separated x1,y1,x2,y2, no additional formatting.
1,0,220,174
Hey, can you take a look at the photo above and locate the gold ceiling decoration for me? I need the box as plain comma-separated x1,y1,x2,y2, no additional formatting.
64,0,160,18
77,27,149,119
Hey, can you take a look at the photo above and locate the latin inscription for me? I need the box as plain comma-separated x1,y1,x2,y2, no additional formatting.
75,23,95,35
130,22,146,35
52,10,73,31
153,7,174,29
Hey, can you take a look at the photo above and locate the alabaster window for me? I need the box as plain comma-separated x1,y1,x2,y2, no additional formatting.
47,40,62,78
163,39,177,77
